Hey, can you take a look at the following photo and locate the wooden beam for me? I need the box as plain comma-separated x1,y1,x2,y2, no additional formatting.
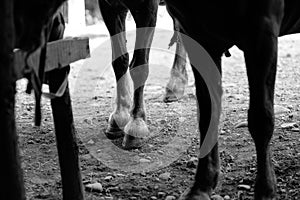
13,37,90,81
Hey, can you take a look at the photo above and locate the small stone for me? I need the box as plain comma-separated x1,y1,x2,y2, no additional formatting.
87,139,95,145
105,196,113,200
224,195,230,200
280,122,296,129
116,173,125,177
158,192,166,198
154,185,159,190
85,182,103,192
104,175,113,181
140,172,146,176
165,195,176,200
159,172,171,180
150,196,157,200
139,158,151,163
238,184,251,190
211,194,224,200
157,150,164,155
108,186,119,192
291,127,299,132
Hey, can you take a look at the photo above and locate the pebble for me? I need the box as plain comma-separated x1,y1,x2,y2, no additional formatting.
105,197,113,200
159,172,171,180
158,192,166,198
224,195,230,200
165,195,176,200
238,184,251,190
211,194,223,200
108,186,119,192
87,139,95,145
104,175,113,181
157,150,164,155
85,182,103,192
291,127,299,132
280,122,296,129
116,173,125,177
150,196,157,200
139,158,151,163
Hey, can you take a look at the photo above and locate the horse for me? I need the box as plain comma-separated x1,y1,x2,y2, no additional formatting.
163,0,300,199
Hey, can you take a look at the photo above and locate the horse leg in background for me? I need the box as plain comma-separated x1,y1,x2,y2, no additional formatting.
179,50,222,199
0,1,26,199
98,0,131,140
243,17,281,200
163,17,188,103
122,0,159,149
47,13,85,200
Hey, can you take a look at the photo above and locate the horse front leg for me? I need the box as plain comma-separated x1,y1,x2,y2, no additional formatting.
122,2,158,149
99,0,131,139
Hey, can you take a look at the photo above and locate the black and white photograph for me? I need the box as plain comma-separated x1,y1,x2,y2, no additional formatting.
0,0,299,199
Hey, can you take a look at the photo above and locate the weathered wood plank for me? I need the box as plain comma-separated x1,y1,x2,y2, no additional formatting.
13,37,90,81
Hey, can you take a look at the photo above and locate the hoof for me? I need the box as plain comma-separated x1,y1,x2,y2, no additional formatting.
163,87,182,103
105,128,124,139
122,118,149,149
163,76,187,103
179,189,210,200
105,112,130,139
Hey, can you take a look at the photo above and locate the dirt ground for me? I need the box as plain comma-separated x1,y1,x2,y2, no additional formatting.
15,25,300,200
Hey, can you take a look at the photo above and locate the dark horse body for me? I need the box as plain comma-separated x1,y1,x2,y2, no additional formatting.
0,1,84,199
98,0,188,149
163,0,300,199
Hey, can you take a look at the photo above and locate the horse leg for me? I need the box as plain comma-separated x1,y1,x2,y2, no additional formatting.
99,0,131,139
122,1,158,149
0,1,25,199
243,17,282,200
179,50,222,199
164,18,188,103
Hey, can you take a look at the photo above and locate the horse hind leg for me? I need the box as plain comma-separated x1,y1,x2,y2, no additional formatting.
164,18,188,103
243,16,282,199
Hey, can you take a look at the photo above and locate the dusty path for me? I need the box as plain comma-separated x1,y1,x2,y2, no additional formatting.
15,10,299,200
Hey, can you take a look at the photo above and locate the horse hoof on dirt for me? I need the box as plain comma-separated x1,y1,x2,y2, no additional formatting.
163,76,187,103
122,118,149,149
178,189,211,200
163,88,182,102
105,112,130,139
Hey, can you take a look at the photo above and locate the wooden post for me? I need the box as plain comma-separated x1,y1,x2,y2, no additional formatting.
48,67,85,200
46,14,85,200
0,0,26,200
